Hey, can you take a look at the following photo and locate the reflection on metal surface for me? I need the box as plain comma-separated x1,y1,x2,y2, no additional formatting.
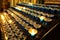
3,20,6,23
4,12,7,16
41,23,59,40
5,34,8,40
1,15,5,20
28,3,33,5
44,18,52,22
28,28,38,36
15,7,22,10
8,20,12,23
1,14,6,23
0,2,60,40
11,13,14,16
39,16,45,21
23,7,26,10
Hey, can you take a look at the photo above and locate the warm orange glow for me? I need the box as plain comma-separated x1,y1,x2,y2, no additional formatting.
1,14,6,23
3,20,6,23
11,13,14,16
23,7,26,9
5,34,8,40
39,16,46,21
1,15,5,20
8,20,12,23
29,3,33,5
15,7,22,10
28,28,38,36
40,16,45,19
4,12,7,15
44,18,52,22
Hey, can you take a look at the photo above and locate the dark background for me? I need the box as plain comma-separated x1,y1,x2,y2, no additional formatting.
42,23,60,40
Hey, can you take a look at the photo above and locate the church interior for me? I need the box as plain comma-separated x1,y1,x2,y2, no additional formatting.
0,0,60,40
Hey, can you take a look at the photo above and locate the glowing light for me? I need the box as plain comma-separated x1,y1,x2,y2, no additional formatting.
15,7,22,10
29,3,33,5
1,15,5,20
28,28,38,36
39,16,45,21
8,20,12,23
1,14,6,23
44,18,52,22
23,7,26,10
3,20,6,23
5,34,8,40
4,12,7,15
11,13,14,16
